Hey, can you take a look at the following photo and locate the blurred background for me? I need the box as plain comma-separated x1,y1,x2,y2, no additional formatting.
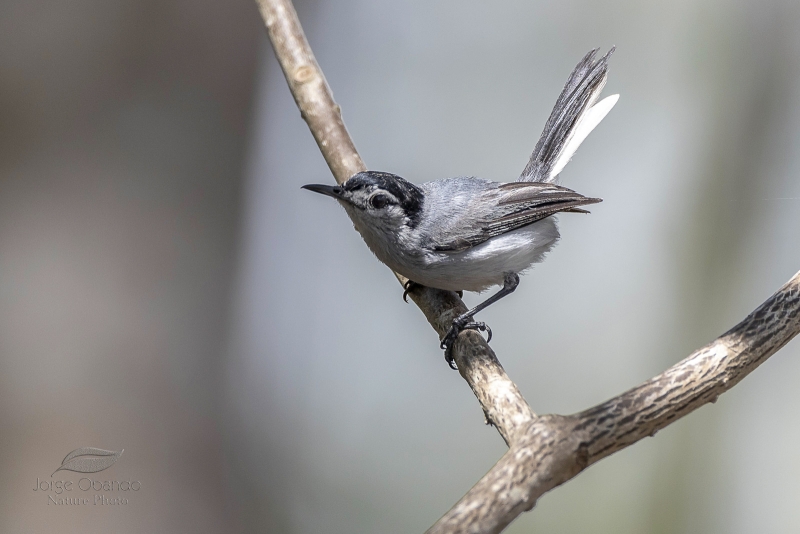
1,0,800,532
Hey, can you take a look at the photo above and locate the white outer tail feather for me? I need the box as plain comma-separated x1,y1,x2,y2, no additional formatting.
548,94,619,182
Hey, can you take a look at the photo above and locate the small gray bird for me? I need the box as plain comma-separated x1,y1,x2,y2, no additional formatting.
303,48,618,368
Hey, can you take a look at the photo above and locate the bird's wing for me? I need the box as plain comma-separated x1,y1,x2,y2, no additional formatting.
431,182,601,252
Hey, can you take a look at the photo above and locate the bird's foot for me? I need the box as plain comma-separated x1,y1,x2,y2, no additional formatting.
402,280,422,303
441,318,493,370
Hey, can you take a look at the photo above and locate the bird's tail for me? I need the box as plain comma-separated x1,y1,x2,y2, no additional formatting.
518,48,618,183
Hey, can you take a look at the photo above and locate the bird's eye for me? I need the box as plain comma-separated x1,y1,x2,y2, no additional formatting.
369,194,390,209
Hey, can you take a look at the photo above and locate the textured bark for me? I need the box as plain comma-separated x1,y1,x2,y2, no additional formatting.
427,272,800,533
254,2,800,533
254,0,364,183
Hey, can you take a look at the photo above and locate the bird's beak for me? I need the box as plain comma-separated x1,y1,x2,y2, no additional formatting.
301,183,344,199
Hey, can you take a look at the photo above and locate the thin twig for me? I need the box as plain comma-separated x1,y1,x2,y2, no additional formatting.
254,2,800,533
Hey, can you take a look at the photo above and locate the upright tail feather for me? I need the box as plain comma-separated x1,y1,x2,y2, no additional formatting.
518,47,618,183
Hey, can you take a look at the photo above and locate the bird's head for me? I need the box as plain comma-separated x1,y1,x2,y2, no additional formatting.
302,171,425,237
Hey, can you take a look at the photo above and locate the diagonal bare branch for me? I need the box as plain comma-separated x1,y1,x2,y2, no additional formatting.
254,1,800,533
427,271,800,533
254,0,527,446
255,0,364,182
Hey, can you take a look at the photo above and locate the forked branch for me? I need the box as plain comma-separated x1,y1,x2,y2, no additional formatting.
254,1,800,533
429,273,800,532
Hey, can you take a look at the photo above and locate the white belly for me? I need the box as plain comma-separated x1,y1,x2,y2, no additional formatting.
398,218,560,292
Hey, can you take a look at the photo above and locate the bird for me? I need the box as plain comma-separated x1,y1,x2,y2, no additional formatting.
302,48,618,368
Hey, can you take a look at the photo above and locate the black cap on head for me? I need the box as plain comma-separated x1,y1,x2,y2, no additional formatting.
343,171,425,227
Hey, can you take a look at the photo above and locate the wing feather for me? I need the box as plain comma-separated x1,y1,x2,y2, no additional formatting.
431,182,601,252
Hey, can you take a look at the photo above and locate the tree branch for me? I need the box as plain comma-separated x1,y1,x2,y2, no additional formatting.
427,271,800,533
254,0,525,447
254,1,800,532
255,0,364,182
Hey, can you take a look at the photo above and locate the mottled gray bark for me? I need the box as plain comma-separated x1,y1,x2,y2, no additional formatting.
254,1,800,533
429,273,800,533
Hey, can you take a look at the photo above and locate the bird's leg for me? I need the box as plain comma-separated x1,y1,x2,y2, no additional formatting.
441,272,520,369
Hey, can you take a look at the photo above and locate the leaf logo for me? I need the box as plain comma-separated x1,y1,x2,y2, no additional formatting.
52,448,123,477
